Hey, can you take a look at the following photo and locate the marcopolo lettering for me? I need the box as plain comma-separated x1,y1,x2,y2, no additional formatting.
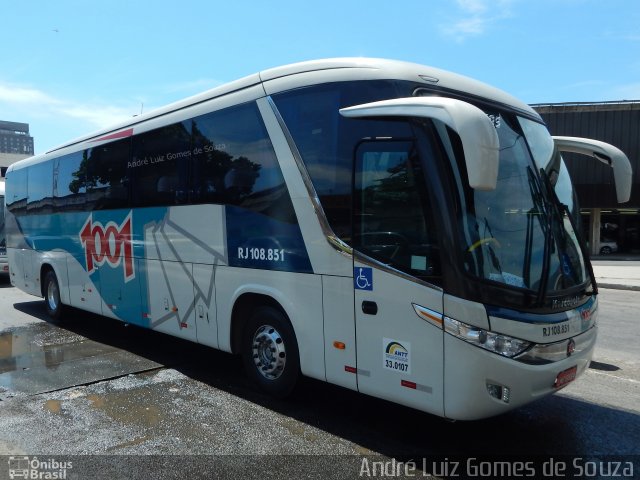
79,212,135,282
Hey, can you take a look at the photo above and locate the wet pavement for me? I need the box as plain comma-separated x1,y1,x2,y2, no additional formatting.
0,295,370,456
0,323,162,396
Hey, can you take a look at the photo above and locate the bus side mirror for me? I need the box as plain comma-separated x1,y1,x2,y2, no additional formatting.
553,136,633,204
340,97,500,190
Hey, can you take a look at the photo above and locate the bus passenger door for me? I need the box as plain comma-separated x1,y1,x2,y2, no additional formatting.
352,139,445,416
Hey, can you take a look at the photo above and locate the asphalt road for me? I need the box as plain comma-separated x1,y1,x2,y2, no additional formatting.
0,278,638,478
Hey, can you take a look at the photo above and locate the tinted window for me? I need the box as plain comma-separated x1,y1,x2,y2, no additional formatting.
131,121,191,207
54,151,87,212
6,168,27,214
191,102,295,222
27,161,54,213
12,102,297,220
273,80,409,237
85,139,131,210
354,139,441,283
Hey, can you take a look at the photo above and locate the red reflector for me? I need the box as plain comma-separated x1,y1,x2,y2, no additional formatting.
344,366,357,374
554,365,577,389
401,380,417,389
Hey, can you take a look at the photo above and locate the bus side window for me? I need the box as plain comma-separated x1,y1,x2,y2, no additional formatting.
190,102,295,223
273,80,410,240
6,168,27,215
353,139,442,283
131,121,191,207
86,138,131,210
54,151,86,212
27,161,54,214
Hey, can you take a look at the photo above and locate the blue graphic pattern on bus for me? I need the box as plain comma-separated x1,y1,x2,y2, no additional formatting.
12,204,312,326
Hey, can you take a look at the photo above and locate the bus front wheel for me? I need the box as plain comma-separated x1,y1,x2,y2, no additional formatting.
44,270,64,322
241,306,300,398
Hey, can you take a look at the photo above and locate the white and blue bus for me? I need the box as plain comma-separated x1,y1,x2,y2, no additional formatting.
5,59,632,420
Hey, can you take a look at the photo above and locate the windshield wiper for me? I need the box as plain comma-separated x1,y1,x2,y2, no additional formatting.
526,167,552,306
539,170,598,297
523,207,535,288
482,218,503,275
560,203,597,296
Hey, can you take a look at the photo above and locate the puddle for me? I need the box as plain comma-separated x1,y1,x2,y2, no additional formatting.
86,390,162,428
43,399,63,415
0,323,89,374
0,323,163,396
87,394,106,409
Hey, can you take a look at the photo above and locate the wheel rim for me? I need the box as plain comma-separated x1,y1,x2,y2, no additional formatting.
251,324,286,380
47,279,59,312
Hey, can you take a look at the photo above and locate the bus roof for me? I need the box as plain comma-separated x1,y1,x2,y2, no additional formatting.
13,58,540,169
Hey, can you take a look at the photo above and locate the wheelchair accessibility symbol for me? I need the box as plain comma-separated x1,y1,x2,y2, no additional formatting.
354,267,373,291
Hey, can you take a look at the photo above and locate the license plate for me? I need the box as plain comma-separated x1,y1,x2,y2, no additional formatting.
554,366,577,389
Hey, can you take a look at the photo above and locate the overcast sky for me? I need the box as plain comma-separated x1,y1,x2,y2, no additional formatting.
1,0,639,154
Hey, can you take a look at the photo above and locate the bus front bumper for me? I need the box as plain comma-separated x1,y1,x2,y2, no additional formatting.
443,325,597,420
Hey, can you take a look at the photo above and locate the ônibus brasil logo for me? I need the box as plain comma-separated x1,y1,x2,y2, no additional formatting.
79,212,135,282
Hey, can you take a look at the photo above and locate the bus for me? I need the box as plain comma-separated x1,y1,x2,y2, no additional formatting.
4,58,632,420
0,180,8,275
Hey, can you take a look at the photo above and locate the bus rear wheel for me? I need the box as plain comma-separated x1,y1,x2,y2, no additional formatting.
43,270,64,322
241,306,300,398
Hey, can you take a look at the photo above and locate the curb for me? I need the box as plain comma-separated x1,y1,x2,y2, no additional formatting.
597,282,640,291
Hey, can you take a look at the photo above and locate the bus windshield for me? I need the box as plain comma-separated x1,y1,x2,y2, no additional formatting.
442,111,588,298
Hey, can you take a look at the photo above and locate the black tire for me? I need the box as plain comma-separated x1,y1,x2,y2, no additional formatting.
241,306,300,398
43,270,64,322
600,246,612,255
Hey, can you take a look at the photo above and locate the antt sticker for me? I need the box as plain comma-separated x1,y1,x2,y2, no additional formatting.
383,338,411,374
80,212,135,282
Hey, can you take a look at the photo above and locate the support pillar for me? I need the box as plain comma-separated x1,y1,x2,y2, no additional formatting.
589,208,601,256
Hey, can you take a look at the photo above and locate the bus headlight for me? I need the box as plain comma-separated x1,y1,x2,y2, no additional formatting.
444,317,531,358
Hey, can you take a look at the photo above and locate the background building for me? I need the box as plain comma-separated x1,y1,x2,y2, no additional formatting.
0,120,34,156
0,120,34,181
532,101,640,256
